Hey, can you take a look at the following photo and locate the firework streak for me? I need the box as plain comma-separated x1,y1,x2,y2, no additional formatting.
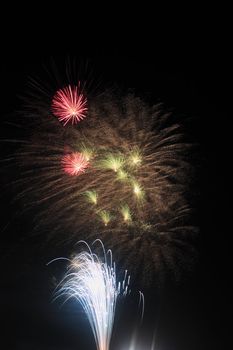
49,240,130,350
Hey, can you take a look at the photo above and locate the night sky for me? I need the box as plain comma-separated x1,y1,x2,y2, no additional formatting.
0,29,231,349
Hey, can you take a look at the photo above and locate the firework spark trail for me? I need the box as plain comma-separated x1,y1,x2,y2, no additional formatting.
49,240,130,350
8,83,197,282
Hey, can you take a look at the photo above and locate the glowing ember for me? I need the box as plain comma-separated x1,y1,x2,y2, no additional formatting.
52,85,87,125
62,152,89,176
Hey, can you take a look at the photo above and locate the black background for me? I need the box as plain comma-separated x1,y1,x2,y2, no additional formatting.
0,20,231,349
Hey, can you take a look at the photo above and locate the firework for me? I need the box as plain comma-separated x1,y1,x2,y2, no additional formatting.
49,240,130,350
62,152,89,176
99,153,125,172
52,85,87,125
98,210,113,226
128,148,142,167
119,204,132,223
10,81,197,283
84,190,98,205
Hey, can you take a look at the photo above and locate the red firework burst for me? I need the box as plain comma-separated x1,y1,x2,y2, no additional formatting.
52,85,87,125
62,152,89,176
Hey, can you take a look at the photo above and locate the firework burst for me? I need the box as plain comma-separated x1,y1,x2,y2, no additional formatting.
49,240,130,350
52,84,87,125
8,75,197,283
62,152,89,176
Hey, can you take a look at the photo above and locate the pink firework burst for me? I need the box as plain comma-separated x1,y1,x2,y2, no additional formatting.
62,152,89,176
52,85,87,125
